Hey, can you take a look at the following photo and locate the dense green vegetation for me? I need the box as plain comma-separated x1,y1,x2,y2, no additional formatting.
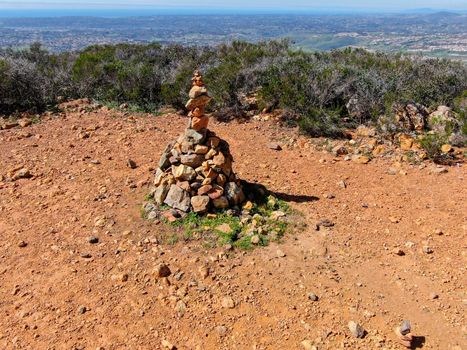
1,41,466,136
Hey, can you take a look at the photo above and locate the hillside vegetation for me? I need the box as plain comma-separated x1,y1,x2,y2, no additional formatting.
1,41,466,137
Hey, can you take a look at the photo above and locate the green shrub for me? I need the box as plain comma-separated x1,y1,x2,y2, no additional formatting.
1,41,466,138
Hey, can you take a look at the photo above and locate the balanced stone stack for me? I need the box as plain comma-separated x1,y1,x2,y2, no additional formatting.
151,71,245,214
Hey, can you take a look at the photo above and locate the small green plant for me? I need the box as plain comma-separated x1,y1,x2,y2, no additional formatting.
418,132,448,159
154,195,294,250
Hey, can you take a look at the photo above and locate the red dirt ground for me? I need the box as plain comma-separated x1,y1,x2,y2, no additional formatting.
0,108,465,350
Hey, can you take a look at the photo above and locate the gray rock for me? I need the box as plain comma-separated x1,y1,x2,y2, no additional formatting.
400,320,411,335
307,292,318,301
158,143,174,170
181,154,204,168
87,236,99,244
164,185,191,212
348,321,365,338
184,128,206,145
154,183,170,205
127,159,137,169
224,182,245,205
422,246,434,254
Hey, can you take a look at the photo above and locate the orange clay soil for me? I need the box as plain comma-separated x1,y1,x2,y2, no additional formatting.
0,108,465,350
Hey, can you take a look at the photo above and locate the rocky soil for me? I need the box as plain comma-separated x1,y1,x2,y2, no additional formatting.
0,106,465,350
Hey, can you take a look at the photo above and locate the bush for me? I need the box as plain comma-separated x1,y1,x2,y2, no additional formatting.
1,41,466,138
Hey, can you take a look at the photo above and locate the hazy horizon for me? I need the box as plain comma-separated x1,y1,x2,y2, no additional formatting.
1,0,466,15
1,7,467,19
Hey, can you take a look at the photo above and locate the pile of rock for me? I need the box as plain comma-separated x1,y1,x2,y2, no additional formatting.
149,71,245,214
393,102,428,132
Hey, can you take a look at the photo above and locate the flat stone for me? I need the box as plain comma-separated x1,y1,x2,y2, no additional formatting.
185,94,212,110
212,152,226,166
317,219,334,228
164,185,191,212
12,168,32,180
205,148,217,159
176,181,191,192
189,85,208,99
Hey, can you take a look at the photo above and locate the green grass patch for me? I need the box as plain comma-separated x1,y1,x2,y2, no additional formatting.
160,195,295,250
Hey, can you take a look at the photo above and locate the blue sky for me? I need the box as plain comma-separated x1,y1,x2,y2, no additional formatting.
0,0,466,10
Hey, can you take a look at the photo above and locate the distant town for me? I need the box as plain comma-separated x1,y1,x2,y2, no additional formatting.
1,12,466,61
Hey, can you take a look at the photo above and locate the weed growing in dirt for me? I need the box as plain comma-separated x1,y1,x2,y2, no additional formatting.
158,196,294,250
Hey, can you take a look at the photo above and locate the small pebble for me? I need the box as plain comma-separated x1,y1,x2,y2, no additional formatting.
77,305,87,314
127,159,137,169
18,241,28,248
348,321,365,338
422,246,433,254
87,236,99,244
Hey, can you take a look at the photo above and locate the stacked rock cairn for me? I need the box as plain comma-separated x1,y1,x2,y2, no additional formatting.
151,71,246,214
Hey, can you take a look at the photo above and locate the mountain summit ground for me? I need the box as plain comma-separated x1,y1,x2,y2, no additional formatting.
0,107,465,350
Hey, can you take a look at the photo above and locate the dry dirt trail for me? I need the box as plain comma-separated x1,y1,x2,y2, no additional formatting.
0,109,465,350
